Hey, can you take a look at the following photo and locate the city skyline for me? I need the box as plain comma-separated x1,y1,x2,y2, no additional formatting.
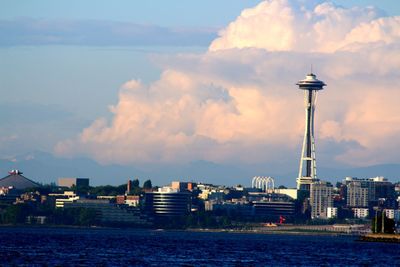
1,0,400,186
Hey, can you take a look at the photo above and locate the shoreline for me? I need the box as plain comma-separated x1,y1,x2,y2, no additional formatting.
359,233,400,243
0,224,368,237
186,228,359,237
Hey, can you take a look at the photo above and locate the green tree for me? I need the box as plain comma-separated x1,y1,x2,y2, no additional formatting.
372,211,396,234
132,179,140,188
3,204,30,224
143,180,152,190
79,208,97,226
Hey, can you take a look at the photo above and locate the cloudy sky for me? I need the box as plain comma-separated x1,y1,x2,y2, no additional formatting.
1,0,400,185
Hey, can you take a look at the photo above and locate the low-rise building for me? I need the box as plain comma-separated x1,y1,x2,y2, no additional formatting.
26,216,47,224
206,201,253,217
274,188,298,200
64,199,150,225
58,178,89,188
116,195,140,206
252,200,295,220
171,181,195,192
353,208,369,218
50,191,79,208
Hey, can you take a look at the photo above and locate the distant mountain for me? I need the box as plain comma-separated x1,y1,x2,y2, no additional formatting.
0,151,253,186
0,151,399,187
0,151,145,186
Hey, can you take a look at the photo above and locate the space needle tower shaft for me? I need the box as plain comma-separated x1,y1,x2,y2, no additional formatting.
296,73,326,191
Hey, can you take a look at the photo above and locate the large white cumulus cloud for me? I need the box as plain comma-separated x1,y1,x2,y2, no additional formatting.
210,0,389,52
56,0,400,168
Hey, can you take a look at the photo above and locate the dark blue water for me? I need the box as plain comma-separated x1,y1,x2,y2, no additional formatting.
0,227,399,266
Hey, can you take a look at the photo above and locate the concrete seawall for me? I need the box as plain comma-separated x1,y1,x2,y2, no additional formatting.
360,234,400,243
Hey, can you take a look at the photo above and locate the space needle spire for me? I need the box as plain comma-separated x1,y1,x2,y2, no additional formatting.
296,72,326,191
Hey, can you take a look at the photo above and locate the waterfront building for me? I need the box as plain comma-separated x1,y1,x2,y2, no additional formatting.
63,198,150,225
310,181,333,219
206,200,253,217
144,186,191,217
252,200,295,220
296,73,326,191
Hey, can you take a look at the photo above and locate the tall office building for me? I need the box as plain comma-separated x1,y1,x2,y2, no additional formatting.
346,180,371,208
345,177,394,208
310,181,333,219
296,73,326,191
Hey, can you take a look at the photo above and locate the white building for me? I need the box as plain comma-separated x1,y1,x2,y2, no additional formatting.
353,208,369,218
310,181,333,219
49,191,79,208
346,180,372,208
345,176,394,208
274,188,298,200
384,209,395,219
327,207,338,219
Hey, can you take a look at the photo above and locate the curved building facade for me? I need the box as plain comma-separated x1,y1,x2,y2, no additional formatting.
145,190,191,217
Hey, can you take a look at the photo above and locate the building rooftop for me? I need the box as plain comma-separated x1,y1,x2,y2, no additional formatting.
0,170,40,190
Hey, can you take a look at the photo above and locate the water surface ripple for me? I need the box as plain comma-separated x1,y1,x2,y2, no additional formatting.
0,227,399,266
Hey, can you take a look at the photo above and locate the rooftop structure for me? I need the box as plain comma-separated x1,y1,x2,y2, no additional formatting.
0,170,40,190
252,176,275,192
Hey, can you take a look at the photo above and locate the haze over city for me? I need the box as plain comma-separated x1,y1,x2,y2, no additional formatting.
1,0,400,186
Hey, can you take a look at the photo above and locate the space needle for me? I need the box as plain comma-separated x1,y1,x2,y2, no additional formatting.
296,72,326,191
